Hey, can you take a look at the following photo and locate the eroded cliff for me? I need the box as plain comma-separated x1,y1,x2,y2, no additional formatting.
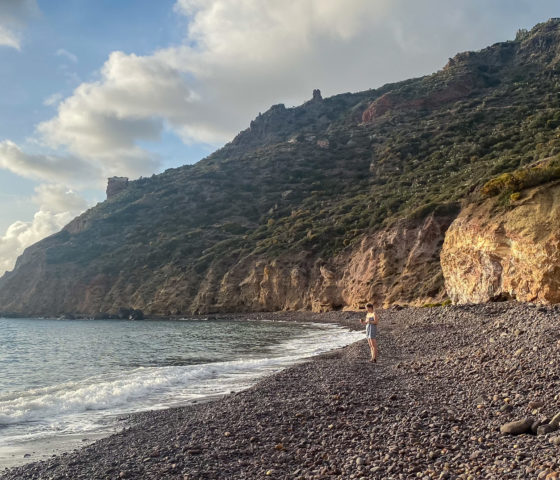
441,181,560,304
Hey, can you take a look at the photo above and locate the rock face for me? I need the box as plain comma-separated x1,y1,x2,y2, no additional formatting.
207,214,453,313
441,182,560,304
106,177,129,199
361,77,475,123
0,215,453,315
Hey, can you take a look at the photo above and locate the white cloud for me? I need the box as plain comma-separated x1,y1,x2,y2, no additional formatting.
0,184,89,275
56,48,78,63
0,0,38,50
32,184,88,214
32,0,558,162
0,140,103,187
43,92,63,106
0,25,20,49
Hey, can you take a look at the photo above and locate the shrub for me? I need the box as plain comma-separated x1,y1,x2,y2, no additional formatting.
510,192,521,202
481,158,560,197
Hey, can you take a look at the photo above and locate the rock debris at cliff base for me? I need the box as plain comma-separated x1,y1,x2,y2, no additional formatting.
2,303,560,480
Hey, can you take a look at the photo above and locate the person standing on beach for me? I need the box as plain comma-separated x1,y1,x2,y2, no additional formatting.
360,303,378,362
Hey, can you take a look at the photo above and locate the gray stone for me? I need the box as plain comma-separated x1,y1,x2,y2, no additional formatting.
550,412,560,428
537,424,557,436
500,418,533,435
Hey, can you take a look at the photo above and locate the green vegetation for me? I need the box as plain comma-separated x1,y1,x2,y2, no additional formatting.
422,299,453,308
481,157,560,198
41,21,560,273
6,19,560,299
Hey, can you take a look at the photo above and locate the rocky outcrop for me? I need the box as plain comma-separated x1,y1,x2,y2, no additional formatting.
441,182,560,304
361,78,474,123
361,93,399,122
106,177,129,199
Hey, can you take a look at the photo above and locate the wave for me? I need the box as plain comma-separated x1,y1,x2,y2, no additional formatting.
0,325,362,441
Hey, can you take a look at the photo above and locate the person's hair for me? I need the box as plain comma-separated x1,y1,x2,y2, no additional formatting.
366,303,374,309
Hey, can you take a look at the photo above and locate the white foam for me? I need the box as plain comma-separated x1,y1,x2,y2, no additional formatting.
0,323,362,446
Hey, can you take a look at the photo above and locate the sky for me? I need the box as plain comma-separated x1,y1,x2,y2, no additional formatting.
0,0,558,275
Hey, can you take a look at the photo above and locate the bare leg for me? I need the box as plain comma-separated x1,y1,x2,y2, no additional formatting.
371,339,378,361
367,338,375,360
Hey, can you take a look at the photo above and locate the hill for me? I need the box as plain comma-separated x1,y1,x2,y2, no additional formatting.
2,20,560,315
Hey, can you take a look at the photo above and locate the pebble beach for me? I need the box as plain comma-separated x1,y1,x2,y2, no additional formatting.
2,303,560,480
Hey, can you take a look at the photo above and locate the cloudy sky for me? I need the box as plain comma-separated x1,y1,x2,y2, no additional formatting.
0,0,558,275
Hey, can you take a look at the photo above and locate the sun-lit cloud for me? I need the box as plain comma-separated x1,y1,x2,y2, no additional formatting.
0,184,89,275
0,0,39,50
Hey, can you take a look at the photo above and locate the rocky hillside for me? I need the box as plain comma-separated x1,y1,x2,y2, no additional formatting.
2,20,560,316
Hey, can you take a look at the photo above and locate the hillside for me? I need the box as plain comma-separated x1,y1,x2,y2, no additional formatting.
2,20,560,316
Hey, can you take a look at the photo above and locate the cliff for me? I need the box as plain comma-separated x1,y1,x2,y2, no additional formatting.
2,19,560,315
441,180,560,304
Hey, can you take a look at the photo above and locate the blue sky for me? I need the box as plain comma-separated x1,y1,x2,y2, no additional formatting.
0,0,559,274
0,0,210,226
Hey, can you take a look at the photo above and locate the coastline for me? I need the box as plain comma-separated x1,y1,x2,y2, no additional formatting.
3,303,560,479
0,311,363,472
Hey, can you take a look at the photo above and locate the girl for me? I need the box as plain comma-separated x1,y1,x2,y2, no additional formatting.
360,303,378,362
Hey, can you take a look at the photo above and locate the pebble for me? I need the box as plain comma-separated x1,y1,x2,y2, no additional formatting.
550,412,560,428
3,305,560,480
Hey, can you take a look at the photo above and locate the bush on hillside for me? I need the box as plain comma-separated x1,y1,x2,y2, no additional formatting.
481,158,560,197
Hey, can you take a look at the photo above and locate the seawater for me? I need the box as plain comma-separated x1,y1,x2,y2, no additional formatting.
0,317,362,461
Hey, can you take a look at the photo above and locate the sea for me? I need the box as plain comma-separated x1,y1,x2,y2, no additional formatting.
0,316,362,467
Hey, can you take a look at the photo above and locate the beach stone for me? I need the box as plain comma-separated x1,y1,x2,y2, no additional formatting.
538,424,557,435
4,304,560,480
500,418,533,435
550,436,560,446
550,412,560,428
531,415,550,432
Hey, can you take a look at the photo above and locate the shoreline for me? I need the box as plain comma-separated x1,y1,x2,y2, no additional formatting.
3,303,560,479
0,311,363,472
